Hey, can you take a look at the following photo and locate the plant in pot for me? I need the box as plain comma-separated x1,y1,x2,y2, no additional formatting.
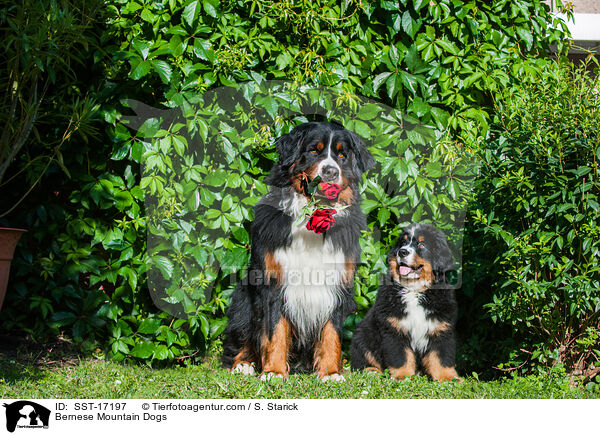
0,0,100,310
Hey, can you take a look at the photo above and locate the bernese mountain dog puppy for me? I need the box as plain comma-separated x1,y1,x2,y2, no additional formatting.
350,223,461,381
221,122,374,381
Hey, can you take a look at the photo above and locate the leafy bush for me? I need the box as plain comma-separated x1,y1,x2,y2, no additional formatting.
0,0,104,337
0,0,572,370
468,59,600,379
0,0,100,210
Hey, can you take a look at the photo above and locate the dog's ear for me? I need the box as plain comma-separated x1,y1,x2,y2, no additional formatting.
274,123,309,168
431,228,455,285
265,124,309,187
347,130,375,177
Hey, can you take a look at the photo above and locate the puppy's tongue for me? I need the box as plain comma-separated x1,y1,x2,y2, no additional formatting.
399,266,413,276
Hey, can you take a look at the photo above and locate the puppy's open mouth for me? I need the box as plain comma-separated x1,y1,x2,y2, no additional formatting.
398,263,423,277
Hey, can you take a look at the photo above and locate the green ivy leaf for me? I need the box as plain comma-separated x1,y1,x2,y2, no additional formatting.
198,313,210,339
138,318,162,334
51,312,77,327
402,11,421,38
153,344,170,360
130,342,155,359
182,1,201,26
203,0,219,18
130,60,151,80
152,60,173,83
153,256,174,279
516,27,533,50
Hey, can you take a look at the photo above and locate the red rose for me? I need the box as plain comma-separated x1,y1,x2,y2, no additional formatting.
306,209,337,234
319,182,341,200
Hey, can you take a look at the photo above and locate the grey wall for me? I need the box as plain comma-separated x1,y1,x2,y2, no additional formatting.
572,0,600,13
543,0,600,13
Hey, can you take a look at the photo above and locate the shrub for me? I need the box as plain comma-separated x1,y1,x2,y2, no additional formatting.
469,59,600,379
0,0,100,210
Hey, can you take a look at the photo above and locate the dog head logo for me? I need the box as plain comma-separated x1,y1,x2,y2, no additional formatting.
3,401,50,432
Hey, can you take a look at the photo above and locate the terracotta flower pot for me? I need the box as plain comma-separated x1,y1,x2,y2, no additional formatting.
0,228,26,311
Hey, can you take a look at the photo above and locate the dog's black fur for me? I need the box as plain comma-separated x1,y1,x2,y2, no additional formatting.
351,223,460,381
222,122,374,379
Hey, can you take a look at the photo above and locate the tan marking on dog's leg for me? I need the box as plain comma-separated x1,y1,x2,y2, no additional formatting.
231,341,257,375
261,317,291,378
422,350,459,381
363,349,382,374
314,321,342,378
364,350,382,372
389,348,416,380
231,341,255,367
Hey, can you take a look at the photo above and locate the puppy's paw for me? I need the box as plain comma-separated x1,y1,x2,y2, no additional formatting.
320,373,345,382
231,363,255,376
260,372,285,381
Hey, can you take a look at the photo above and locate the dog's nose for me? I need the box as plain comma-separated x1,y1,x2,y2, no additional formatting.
321,165,339,181
398,248,409,258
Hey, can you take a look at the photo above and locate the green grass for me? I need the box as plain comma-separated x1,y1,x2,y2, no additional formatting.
1,355,598,399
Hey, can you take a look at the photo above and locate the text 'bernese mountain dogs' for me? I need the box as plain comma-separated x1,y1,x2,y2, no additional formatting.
221,122,374,381
351,223,461,381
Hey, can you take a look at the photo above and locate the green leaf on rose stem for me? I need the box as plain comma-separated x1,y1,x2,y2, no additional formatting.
307,175,322,195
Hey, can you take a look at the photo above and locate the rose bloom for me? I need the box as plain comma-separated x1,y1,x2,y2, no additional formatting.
306,209,337,234
319,182,341,200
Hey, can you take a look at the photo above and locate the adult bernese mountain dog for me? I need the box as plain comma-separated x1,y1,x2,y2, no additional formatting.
350,223,461,381
221,121,374,381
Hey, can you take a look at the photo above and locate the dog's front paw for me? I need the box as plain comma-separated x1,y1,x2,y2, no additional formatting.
320,373,345,382
231,363,255,376
260,372,285,381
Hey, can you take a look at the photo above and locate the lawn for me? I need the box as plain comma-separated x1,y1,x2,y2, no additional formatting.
1,351,598,399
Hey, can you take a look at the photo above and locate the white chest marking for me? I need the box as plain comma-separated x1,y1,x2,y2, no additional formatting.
399,290,441,353
274,223,347,341
280,190,308,220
